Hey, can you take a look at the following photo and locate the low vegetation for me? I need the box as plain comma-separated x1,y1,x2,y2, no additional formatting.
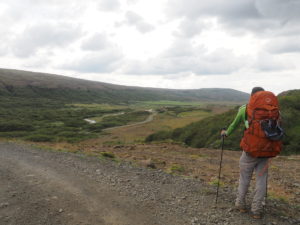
0,96,149,143
100,152,116,159
146,90,300,155
168,164,185,174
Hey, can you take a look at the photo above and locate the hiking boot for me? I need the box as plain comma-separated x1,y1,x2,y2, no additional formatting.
250,211,263,219
235,202,247,213
235,205,247,213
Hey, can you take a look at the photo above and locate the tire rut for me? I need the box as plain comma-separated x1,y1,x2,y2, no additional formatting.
0,142,298,225
0,143,167,225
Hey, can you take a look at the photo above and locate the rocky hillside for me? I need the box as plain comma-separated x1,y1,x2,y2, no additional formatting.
0,68,249,103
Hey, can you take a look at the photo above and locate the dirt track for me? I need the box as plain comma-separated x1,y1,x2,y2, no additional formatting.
103,110,157,132
0,142,299,225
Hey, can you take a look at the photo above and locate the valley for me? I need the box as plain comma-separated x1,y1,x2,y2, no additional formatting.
0,69,299,224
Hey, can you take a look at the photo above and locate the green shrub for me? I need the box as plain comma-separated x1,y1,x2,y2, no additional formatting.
0,131,28,137
58,131,80,138
64,119,88,127
169,164,185,173
88,123,104,132
145,130,172,142
25,134,54,142
0,121,34,132
146,90,300,155
100,152,115,158
209,179,225,187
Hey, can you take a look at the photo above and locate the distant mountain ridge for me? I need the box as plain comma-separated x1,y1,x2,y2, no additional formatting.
0,68,249,103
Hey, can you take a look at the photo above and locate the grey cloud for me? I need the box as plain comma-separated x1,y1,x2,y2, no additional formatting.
265,36,300,54
167,0,259,20
173,19,209,38
23,57,52,69
0,30,10,56
161,39,203,58
61,50,123,73
252,52,292,71
81,34,111,51
255,0,300,21
12,23,82,57
98,0,120,11
125,11,155,33
0,45,8,56
123,40,243,75
3,0,88,24
276,23,300,37
167,0,300,33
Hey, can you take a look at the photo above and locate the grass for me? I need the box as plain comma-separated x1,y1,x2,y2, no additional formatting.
169,164,185,173
270,165,279,170
97,107,216,146
68,103,129,110
103,140,125,146
134,101,205,107
189,154,207,159
100,152,115,158
209,178,225,187
0,96,153,144
0,94,228,147
267,191,289,203
135,100,243,107
178,110,211,118
89,112,125,122
151,110,213,129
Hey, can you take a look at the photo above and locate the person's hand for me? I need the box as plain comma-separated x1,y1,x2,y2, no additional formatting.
221,129,227,137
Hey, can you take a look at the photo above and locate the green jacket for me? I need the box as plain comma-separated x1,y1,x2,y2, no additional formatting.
226,104,249,136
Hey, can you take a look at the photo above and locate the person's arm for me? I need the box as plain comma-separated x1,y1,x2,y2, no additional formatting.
225,105,246,136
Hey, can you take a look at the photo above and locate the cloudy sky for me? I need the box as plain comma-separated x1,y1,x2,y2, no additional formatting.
1,0,300,94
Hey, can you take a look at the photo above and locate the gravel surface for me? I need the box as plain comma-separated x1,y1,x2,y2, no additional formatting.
0,142,299,225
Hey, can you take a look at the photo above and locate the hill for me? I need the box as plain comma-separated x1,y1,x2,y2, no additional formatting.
146,89,300,155
0,68,249,103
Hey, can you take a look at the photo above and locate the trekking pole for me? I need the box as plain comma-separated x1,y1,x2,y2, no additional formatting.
215,134,225,204
265,170,268,214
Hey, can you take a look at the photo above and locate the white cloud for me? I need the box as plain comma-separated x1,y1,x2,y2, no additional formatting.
0,0,299,94
252,52,293,71
98,0,120,11
125,11,155,33
2,0,88,25
81,33,111,51
11,23,82,58
173,18,209,38
126,0,138,5
61,49,123,73
123,39,245,75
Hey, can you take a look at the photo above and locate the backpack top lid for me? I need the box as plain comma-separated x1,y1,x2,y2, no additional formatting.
247,91,279,119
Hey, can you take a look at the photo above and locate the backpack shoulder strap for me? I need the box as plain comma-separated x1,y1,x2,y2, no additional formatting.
244,104,247,121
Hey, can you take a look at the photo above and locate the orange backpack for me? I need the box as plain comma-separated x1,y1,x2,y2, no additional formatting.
240,91,283,157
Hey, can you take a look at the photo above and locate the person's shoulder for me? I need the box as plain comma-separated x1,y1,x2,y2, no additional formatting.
238,104,246,111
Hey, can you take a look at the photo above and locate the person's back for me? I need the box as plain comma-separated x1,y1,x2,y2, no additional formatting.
240,90,282,157
221,87,283,219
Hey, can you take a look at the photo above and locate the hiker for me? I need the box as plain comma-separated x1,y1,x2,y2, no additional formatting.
221,87,283,219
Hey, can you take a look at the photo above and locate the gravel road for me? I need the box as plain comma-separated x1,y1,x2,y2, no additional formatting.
0,142,299,225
